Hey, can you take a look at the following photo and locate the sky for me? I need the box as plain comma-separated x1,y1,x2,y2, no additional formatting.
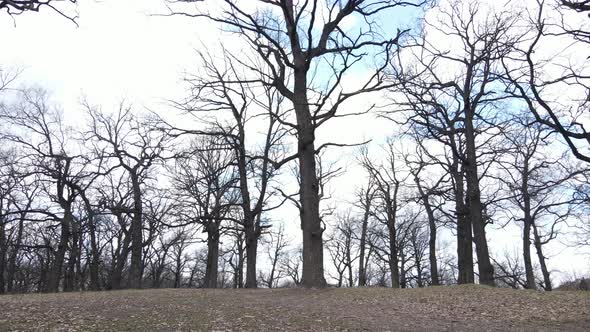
1,0,589,284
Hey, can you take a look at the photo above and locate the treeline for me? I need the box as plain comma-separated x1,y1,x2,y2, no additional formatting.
1,0,589,293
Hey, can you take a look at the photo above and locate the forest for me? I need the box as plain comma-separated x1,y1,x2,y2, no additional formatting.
0,0,589,295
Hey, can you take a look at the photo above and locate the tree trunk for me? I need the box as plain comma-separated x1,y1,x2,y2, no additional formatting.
532,223,552,291
6,213,25,292
47,210,72,292
416,179,440,286
0,217,5,294
346,242,354,288
237,236,244,288
244,224,258,288
85,199,100,291
111,228,131,290
388,226,400,288
463,108,494,286
204,225,220,288
358,196,370,286
522,218,535,289
129,174,143,289
292,65,326,288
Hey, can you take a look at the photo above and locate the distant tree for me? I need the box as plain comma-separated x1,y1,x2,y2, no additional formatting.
260,223,289,288
170,136,239,288
84,103,170,289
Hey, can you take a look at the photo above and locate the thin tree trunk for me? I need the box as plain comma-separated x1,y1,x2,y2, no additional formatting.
0,217,5,294
415,179,440,286
358,186,372,287
237,235,244,288
532,223,552,291
388,226,400,288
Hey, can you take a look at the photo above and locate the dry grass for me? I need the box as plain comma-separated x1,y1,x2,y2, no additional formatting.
0,285,589,331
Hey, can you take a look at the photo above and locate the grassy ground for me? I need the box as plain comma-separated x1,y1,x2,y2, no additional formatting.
0,285,589,331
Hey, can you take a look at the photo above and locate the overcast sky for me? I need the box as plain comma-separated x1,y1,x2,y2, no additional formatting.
2,0,588,282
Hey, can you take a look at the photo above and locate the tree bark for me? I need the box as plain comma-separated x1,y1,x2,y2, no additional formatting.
296,97,326,287
358,187,372,287
0,214,5,294
533,223,552,291
128,173,143,289
245,227,258,288
111,224,131,290
463,104,495,286
453,162,474,284
415,179,440,286
83,197,100,291
388,225,400,288
204,224,220,288
47,209,72,292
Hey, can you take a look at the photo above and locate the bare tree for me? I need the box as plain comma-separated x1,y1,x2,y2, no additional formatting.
353,179,376,287
360,141,408,288
171,49,290,288
170,136,239,288
85,103,169,289
389,0,524,285
0,88,90,292
260,223,289,288
167,0,428,287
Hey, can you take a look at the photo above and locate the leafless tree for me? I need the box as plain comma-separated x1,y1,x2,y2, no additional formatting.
259,223,289,288
166,0,429,287
353,179,376,287
388,0,524,285
170,49,291,288
170,135,239,288
84,102,170,289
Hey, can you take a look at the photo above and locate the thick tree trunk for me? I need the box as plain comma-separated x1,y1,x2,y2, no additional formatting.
204,225,220,288
388,226,400,288
111,229,131,290
244,223,258,288
129,174,143,289
47,210,72,292
399,250,407,289
292,64,326,288
64,220,80,292
463,109,494,286
532,223,552,291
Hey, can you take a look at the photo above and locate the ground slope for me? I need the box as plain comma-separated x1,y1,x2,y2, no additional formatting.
0,285,589,331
